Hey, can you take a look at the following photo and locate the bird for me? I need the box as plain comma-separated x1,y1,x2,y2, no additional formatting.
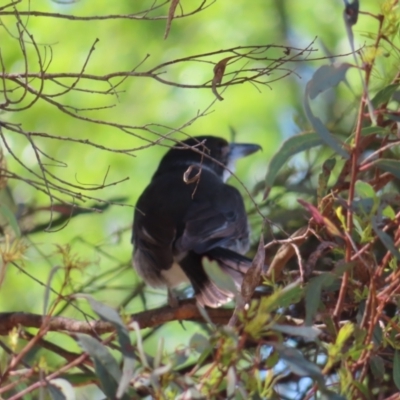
132,135,261,308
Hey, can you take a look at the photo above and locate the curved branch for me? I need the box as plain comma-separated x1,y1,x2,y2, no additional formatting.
0,300,232,335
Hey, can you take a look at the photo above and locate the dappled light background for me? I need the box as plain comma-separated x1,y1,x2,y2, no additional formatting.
1,0,383,356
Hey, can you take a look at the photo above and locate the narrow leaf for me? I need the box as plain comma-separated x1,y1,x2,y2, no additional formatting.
305,273,335,326
372,217,400,260
44,266,62,316
304,95,349,159
76,334,121,399
264,132,323,197
276,344,324,383
336,322,354,347
190,333,210,353
371,159,400,180
361,126,389,136
317,158,336,202
394,350,400,390
226,366,236,398
0,204,20,237
272,324,321,340
304,64,350,159
372,83,400,107
370,355,385,381
47,385,67,400
320,391,347,400
48,379,75,400
307,63,352,99
354,180,376,200
78,294,138,397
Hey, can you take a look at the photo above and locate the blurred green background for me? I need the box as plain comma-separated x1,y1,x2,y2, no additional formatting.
0,0,383,355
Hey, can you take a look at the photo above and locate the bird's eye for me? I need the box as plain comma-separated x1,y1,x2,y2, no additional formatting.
225,211,235,221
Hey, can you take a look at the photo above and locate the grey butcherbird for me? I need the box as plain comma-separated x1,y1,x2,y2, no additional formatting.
132,136,261,307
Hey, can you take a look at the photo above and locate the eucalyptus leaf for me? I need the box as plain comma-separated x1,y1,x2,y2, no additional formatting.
76,334,125,399
47,384,67,400
307,64,352,99
394,350,400,390
48,379,76,400
190,333,210,353
372,83,400,107
303,64,350,159
264,132,323,196
0,204,20,237
371,159,400,180
272,324,321,340
76,295,138,398
372,217,400,260
276,344,324,385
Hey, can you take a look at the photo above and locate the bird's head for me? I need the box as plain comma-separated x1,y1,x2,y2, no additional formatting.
156,136,261,181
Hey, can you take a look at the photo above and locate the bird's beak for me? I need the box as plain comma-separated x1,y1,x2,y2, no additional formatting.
229,142,262,160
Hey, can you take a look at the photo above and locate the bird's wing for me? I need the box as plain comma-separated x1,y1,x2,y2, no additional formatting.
176,184,249,255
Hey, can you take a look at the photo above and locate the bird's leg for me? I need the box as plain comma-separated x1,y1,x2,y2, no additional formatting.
167,288,179,308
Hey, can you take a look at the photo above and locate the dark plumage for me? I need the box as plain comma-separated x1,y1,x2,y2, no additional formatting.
132,136,260,307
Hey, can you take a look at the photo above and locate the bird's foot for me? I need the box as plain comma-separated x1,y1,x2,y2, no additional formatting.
167,288,179,308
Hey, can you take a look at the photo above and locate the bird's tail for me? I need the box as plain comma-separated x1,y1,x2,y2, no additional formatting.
180,248,252,308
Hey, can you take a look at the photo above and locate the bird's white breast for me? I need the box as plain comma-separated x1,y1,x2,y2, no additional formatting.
160,261,190,288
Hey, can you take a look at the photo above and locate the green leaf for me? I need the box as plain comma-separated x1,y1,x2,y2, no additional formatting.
78,295,138,398
361,126,390,136
304,98,349,159
372,217,400,260
47,384,66,400
372,83,400,107
271,324,321,340
354,180,376,200
43,266,62,317
394,350,400,390
305,263,353,325
48,379,75,400
276,344,324,385
226,366,236,398
190,333,210,353
354,180,378,216
372,323,383,346
262,281,303,312
336,322,354,348
387,114,400,122
320,391,347,400
303,64,350,159
265,349,279,368
264,132,323,193
0,204,20,237
76,334,124,399
369,355,385,381
305,273,335,326
307,64,351,99
245,282,303,337
371,159,400,180
131,321,149,368
382,205,396,220
317,158,336,201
